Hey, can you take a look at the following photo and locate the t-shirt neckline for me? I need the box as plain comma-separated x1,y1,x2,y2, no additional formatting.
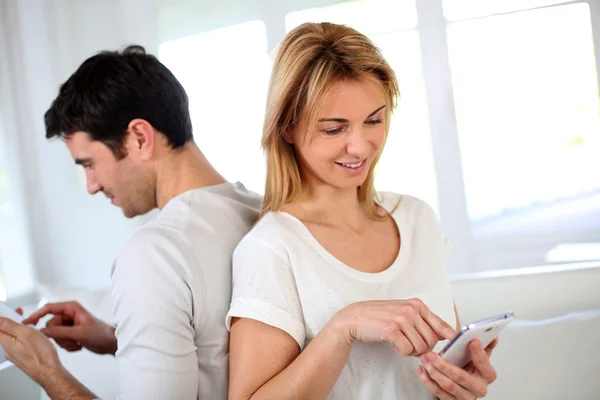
275,194,410,282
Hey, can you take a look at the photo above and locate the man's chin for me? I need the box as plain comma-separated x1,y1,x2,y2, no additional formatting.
121,206,155,219
118,205,137,219
121,210,137,219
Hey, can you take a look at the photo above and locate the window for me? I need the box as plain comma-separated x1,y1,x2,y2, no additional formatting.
443,0,572,21
448,3,600,221
159,21,271,194
156,0,600,273
445,1,600,269
285,0,418,32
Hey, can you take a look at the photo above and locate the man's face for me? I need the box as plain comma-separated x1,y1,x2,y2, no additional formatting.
65,132,155,218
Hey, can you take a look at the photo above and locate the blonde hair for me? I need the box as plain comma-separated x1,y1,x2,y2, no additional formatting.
261,22,399,218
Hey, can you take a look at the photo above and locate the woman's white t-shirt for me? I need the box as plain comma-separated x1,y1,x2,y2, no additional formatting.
226,193,456,400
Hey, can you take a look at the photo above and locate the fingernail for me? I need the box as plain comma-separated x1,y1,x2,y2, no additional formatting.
421,355,429,365
417,366,425,378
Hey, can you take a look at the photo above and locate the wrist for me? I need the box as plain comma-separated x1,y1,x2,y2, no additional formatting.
39,366,96,400
36,362,70,388
328,308,357,348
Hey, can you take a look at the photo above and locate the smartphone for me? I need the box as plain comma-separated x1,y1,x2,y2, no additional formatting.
438,312,514,368
0,301,23,323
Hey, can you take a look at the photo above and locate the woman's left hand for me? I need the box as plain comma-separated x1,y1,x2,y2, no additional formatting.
417,337,499,399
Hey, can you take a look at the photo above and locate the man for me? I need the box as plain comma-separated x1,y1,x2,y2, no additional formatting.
0,45,261,399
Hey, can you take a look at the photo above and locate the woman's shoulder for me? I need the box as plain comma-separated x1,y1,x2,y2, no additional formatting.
250,211,298,236
235,211,301,255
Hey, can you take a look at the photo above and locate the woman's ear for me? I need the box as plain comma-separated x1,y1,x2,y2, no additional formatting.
282,130,294,144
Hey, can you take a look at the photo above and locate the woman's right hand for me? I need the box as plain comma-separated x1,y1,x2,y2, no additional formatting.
332,298,456,357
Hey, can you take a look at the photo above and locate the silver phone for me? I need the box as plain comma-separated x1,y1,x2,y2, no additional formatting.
438,312,514,368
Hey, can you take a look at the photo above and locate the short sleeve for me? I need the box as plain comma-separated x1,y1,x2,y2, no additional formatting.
416,197,452,255
226,238,306,348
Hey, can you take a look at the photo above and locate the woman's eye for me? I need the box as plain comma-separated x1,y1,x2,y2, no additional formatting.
366,119,382,126
323,127,343,135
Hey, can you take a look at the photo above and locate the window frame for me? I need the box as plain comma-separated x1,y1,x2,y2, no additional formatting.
156,0,600,273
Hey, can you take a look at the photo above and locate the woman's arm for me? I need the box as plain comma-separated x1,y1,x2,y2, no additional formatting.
229,299,456,400
229,317,351,400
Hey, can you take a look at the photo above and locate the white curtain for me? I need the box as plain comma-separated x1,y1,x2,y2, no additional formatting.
0,0,38,300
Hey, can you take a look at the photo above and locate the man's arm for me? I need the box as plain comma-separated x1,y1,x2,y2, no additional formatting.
110,229,200,399
0,317,97,400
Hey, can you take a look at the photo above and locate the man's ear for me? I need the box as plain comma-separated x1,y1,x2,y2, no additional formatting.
127,119,155,160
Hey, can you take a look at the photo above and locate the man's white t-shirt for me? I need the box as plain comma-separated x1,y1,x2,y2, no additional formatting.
226,193,456,400
111,182,261,400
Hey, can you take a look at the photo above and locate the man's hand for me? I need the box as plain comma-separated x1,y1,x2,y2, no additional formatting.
0,317,97,400
23,301,117,355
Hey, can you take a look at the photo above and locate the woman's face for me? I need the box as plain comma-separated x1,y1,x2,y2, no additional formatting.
292,78,387,191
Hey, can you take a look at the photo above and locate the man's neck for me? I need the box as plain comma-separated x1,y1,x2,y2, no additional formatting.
155,142,226,209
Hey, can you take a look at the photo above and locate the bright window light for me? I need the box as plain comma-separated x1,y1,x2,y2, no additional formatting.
159,20,271,194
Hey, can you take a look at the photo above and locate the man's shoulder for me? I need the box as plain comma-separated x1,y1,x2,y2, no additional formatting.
115,222,190,266
161,184,262,232
113,184,262,270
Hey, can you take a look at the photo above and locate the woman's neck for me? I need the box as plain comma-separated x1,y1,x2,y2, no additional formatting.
290,181,369,231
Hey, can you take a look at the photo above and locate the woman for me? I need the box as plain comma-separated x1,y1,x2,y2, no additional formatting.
226,22,498,400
